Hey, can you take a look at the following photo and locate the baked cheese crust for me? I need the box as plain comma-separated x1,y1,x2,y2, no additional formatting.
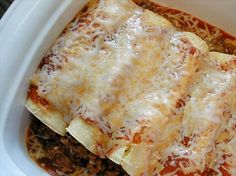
26,0,236,175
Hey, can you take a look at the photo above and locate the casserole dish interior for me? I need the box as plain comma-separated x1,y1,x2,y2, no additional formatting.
0,0,235,175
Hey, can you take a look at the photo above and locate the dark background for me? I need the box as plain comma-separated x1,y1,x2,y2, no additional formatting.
0,0,14,19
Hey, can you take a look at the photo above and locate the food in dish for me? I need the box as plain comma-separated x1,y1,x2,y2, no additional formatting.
25,0,236,175
26,117,128,175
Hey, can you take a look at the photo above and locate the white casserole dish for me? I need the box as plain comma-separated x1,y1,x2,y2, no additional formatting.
0,0,235,175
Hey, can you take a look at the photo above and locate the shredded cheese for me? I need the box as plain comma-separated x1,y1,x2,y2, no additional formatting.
26,0,236,175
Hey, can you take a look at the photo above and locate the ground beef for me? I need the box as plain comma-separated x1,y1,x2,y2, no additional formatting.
26,117,128,176
26,1,236,176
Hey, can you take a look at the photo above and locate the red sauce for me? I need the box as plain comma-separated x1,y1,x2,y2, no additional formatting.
156,5,235,40
26,118,128,176
134,0,236,40
28,85,49,106
134,0,236,55
160,157,193,176
159,156,231,176
134,2,235,175
26,1,236,176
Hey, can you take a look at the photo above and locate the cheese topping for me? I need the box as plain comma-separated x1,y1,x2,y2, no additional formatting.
27,0,236,175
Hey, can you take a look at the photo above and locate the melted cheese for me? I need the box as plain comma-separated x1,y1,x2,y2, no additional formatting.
26,0,236,175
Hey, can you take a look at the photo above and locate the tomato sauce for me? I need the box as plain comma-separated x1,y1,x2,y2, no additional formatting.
134,0,236,55
26,1,236,176
28,85,49,106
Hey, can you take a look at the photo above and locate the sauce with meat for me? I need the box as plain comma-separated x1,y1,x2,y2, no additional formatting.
26,1,236,176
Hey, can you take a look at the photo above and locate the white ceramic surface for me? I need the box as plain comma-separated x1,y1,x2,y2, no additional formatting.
0,0,235,175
